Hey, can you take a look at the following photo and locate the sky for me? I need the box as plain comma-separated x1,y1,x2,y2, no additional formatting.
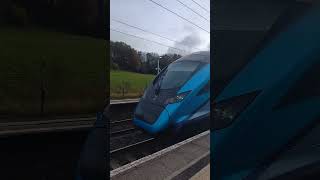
110,0,210,56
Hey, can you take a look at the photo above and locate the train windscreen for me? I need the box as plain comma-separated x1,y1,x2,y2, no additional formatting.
157,61,201,90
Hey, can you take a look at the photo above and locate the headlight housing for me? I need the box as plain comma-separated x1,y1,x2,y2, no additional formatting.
165,91,191,104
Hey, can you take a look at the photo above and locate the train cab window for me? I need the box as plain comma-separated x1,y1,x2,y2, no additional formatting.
159,61,201,90
177,52,210,63
152,66,167,85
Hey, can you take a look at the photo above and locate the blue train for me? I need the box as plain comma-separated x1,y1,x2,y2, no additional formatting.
133,51,210,134
213,2,320,180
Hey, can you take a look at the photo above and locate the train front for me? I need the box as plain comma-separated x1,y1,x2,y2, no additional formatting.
133,51,210,134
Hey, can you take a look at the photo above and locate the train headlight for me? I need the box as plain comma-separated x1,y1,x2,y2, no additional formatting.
165,91,191,104
213,91,260,130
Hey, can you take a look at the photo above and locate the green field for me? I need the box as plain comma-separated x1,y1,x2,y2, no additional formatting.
110,70,155,99
0,27,107,117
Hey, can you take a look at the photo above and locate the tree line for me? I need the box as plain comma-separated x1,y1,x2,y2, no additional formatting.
110,41,182,74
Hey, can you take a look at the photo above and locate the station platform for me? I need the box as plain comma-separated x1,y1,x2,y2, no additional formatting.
110,130,210,180
190,164,210,180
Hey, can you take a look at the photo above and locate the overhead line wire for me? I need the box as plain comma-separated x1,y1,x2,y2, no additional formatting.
111,18,202,51
190,0,210,13
110,28,189,53
175,0,209,22
147,0,210,34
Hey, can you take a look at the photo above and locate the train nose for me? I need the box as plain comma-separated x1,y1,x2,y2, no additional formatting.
134,99,170,133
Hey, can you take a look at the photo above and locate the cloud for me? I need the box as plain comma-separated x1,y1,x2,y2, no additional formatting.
167,31,202,55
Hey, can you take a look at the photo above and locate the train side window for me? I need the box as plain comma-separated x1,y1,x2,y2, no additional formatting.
274,60,320,109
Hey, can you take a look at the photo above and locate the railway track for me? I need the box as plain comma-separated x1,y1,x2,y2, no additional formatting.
110,118,136,136
0,99,139,136
109,116,166,170
110,101,138,122
108,100,157,170
109,114,211,171
110,98,139,105
0,117,95,137
0,98,205,172
109,124,208,170
109,129,159,170
108,104,209,171
109,127,209,170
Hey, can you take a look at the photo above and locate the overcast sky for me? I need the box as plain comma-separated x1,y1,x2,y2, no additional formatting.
110,0,210,56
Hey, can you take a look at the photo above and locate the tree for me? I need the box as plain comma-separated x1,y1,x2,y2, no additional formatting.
110,41,182,74
159,53,182,70
110,41,143,73
145,53,159,74
128,49,141,72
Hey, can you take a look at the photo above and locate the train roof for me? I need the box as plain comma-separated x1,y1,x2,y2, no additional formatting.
175,51,210,63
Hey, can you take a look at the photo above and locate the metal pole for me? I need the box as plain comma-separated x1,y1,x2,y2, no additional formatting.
157,58,160,74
